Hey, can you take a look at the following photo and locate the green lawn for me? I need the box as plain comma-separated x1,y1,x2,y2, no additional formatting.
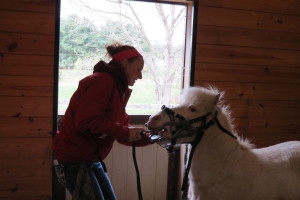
58,69,180,115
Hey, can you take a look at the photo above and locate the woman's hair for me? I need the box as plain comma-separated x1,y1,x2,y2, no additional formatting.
105,42,139,63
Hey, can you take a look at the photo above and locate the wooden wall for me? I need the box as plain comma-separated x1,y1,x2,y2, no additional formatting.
194,0,300,147
0,0,56,199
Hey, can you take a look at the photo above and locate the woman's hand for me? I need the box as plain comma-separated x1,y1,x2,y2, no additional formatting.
128,127,145,142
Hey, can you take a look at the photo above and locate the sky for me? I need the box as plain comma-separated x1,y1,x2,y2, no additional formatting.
60,0,187,45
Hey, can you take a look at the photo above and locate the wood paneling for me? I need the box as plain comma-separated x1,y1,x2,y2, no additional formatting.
198,25,300,50
194,1,300,148
0,97,53,117
0,117,52,137
0,11,55,34
0,76,53,97
0,54,54,76
0,138,52,199
199,0,300,16
198,6,300,33
0,0,56,199
0,32,55,55
195,63,300,84
0,178,52,200
184,97,300,119
194,82,300,101
0,0,56,13
195,44,300,67
105,142,168,200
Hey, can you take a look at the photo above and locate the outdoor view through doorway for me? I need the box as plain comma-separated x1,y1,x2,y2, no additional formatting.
58,0,194,116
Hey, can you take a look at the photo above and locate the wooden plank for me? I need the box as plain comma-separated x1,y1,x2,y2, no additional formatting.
235,117,300,132
195,44,300,67
198,6,300,33
111,142,128,200
0,117,52,137
0,137,52,159
246,132,300,148
0,32,55,55
194,82,300,101
0,177,51,200
141,145,157,200
0,0,56,13
198,25,300,50
0,96,53,117
154,146,168,200
0,11,55,34
106,142,168,200
0,75,53,97
234,117,300,136
194,63,300,84
0,154,52,178
0,138,52,199
199,0,300,16
0,54,54,76
221,99,300,118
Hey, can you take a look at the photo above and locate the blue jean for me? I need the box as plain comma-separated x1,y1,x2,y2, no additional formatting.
60,161,117,200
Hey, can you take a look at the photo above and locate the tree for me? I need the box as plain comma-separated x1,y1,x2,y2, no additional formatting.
66,0,186,105
59,14,107,69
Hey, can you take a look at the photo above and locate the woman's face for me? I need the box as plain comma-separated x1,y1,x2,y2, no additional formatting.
122,57,144,86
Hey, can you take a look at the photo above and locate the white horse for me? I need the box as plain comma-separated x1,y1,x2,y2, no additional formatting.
146,86,300,200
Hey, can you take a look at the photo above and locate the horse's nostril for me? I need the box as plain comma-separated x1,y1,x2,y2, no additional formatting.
144,123,148,127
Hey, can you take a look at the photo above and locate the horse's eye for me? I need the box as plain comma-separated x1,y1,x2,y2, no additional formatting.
190,108,196,112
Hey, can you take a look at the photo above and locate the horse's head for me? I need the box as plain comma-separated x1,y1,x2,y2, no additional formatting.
146,86,221,145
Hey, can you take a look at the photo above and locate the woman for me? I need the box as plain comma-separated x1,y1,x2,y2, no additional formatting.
52,42,151,199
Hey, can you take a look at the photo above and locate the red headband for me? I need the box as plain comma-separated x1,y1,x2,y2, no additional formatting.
111,49,142,62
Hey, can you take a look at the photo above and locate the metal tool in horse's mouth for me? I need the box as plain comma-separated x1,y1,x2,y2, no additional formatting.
141,124,196,148
140,129,176,150
140,129,167,143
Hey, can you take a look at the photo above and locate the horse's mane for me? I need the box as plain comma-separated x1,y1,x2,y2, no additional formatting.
181,86,256,149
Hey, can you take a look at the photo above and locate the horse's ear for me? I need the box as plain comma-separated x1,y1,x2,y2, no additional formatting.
214,94,220,105
188,105,197,112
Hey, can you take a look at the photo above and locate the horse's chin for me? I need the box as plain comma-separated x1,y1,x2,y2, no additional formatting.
156,129,196,145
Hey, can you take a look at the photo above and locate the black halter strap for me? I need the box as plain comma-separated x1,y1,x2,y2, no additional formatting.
161,105,185,121
181,118,207,199
161,105,186,152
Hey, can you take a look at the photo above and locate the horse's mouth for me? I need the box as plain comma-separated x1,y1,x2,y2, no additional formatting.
147,127,168,137
142,126,171,142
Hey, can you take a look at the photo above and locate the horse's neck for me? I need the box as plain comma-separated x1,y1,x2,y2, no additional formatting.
196,124,239,161
190,110,246,175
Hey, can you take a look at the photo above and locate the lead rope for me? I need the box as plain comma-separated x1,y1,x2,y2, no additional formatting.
181,119,206,200
132,142,143,200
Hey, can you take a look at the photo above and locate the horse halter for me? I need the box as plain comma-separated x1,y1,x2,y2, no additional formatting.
155,105,215,152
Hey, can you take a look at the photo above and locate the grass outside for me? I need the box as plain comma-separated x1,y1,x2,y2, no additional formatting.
58,69,180,115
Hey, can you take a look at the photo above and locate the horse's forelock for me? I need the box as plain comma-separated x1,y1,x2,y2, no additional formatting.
180,86,224,106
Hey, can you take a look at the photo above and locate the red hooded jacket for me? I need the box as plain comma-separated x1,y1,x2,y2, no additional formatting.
52,60,150,161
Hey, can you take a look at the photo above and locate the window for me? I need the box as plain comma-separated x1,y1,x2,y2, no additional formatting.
57,0,195,119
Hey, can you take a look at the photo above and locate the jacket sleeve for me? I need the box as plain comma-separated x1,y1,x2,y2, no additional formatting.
73,75,129,141
116,113,152,146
